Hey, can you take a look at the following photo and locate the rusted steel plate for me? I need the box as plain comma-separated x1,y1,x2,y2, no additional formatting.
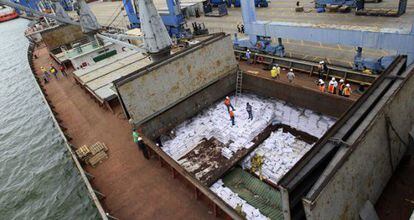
116,34,238,125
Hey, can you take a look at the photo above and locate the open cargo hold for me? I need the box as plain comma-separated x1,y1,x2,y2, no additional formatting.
160,93,335,187
153,91,335,220
113,34,357,219
131,73,350,219
114,33,399,219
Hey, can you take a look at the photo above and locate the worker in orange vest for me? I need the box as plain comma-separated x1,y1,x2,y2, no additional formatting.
338,79,345,96
319,80,325,92
229,110,235,126
343,84,352,97
328,77,337,94
224,96,235,112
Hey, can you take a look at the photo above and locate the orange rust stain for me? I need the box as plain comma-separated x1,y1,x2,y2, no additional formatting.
339,203,350,220
170,84,180,93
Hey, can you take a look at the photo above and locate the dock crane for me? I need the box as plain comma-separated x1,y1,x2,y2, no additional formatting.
235,0,414,72
122,0,190,38
1,0,173,61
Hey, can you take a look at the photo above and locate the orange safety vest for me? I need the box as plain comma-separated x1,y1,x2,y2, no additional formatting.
224,99,230,106
229,111,235,118
343,87,351,96
319,85,325,92
328,84,335,93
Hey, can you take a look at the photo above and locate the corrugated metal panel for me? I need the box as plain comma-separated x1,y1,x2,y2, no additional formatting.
223,167,284,220
117,34,238,124
73,50,138,78
73,51,151,101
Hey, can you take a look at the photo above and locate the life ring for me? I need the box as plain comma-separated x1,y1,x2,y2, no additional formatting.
257,56,264,62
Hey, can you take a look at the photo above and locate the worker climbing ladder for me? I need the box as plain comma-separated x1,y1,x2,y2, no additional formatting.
234,70,243,106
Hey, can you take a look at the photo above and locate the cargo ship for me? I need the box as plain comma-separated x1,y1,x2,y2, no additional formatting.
16,0,414,218
0,5,19,22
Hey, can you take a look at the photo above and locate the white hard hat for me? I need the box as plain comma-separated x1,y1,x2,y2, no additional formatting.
226,96,229,99
321,81,324,84
290,69,293,71
272,66,276,69
339,79,344,83
332,77,336,81
346,83,350,87
138,137,143,141
247,49,250,52
319,61,324,64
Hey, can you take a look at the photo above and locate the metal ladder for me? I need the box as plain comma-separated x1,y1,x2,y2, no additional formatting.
234,70,243,106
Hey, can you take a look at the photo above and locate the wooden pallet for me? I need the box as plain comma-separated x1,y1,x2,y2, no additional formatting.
355,9,400,17
76,142,109,167
89,142,108,155
76,145,91,159
88,151,109,168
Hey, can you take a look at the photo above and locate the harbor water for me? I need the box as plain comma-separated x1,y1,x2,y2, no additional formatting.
0,19,99,219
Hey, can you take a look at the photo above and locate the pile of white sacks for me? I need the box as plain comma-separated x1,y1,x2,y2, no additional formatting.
210,180,269,220
161,94,336,162
242,128,313,184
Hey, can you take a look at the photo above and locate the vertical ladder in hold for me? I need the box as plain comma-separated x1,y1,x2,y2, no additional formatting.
234,70,243,107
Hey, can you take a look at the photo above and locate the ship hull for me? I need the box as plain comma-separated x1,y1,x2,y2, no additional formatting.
0,11,19,22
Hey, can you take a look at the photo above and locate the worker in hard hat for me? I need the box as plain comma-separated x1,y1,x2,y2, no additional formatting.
132,128,140,145
229,110,235,126
287,69,295,83
246,102,253,120
246,49,252,64
133,128,149,159
338,79,345,96
328,77,337,94
41,66,50,79
343,84,352,97
318,80,325,92
49,63,58,79
270,65,280,79
332,77,338,94
137,137,150,160
224,96,235,112
319,61,328,79
362,67,372,75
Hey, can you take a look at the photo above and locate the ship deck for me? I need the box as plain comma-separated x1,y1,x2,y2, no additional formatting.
31,40,413,219
32,46,215,220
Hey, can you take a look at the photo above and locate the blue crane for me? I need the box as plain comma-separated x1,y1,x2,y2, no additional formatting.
122,0,190,38
12,0,73,14
210,0,268,8
234,0,414,72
